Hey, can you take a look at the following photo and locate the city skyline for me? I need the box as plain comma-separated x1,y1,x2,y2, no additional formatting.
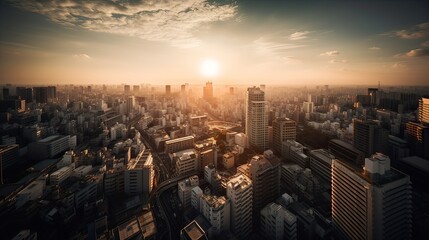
1,0,429,86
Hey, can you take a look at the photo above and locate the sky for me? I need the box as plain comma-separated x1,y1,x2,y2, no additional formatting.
1,0,429,86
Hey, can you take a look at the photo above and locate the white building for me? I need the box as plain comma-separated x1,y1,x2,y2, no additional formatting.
200,194,231,236
124,150,154,195
226,173,253,239
172,149,198,175
332,153,412,239
178,175,199,209
28,135,71,160
50,166,73,185
260,202,297,240
222,152,235,169
191,186,203,210
245,87,267,151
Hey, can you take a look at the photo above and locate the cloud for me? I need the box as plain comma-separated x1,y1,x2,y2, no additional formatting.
369,47,381,50
391,62,407,71
405,49,429,57
252,37,305,55
320,50,339,56
393,22,429,39
422,41,429,47
289,31,310,40
282,56,302,65
10,0,237,48
73,53,91,59
329,59,348,63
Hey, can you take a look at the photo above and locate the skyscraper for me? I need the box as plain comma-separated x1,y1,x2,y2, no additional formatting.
404,122,429,159
33,87,48,104
419,96,429,125
124,85,130,93
332,153,412,239
165,85,171,95
272,117,297,156
126,96,135,115
226,173,253,239
203,81,213,101
245,86,268,151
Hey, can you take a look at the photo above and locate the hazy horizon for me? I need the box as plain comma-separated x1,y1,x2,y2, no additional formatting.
1,0,429,86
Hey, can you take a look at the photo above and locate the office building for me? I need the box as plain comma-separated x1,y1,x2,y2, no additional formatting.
133,85,140,92
28,135,71,161
418,96,429,125
165,135,195,154
245,86,268,151
332,153,412,239
178,175,199,209
172,149,198,175
126,96,135,115
226,173,253,239
33,87,48,104
272,117,296,156
165,85,171,95
199,194,230,236
124,85,130,93
203,82,213,101
353,119,389,157
283,140,308,168
0,144,19,170
308,149,334,184
260,202,297,240
405,122,429,159
124,150,154,195
328,139,365,166
50,166,73,185
387,135,409,165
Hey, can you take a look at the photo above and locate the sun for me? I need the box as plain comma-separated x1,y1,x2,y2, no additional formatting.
200,59,219,78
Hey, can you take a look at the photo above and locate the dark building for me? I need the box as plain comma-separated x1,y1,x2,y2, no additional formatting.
165,85,171,95
33,87,48,103
353,119,389,157
404,122,429,160
328,139,365,166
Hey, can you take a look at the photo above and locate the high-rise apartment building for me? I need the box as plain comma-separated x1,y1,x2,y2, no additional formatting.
178,175,199,209
245,86,267,151
199,194,230,236
353,119,389,157
237,150,280,226
332,153,412,239
260,202,297,240
272,117,296,156
226,173,253,239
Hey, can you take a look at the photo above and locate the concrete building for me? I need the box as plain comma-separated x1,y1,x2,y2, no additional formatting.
272,117,296,156
245,86,267,151
178,175,199,209
191,186,203,210
260,202,297,240
226,173,253,239
418,96,429,125
222,152,235,169
308,149,334,184
404,122,429,160
50,166,73,185
124,150,154,195
353,119,389,157
180,220,208,240
0,144,19,170
172,149,198,176
283,140,309,168
199,194,230,236
328,139,365,166
238,150,280,224
332,153,412,239
28,135,71,161
165,135,195,154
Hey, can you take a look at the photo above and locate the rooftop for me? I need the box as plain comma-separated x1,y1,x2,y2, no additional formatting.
181,220,207,240
400,156,429,174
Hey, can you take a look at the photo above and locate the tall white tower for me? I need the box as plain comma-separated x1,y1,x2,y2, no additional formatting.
245,86,268,151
